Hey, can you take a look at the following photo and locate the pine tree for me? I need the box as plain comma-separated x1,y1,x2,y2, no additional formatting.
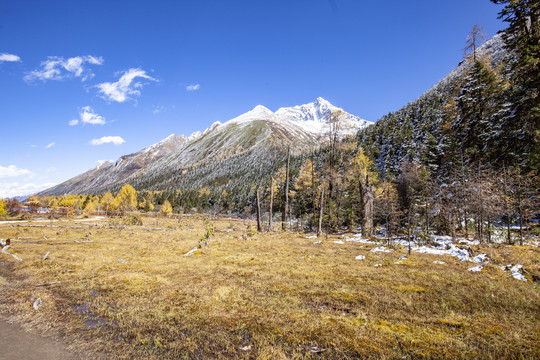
492,0,540,170
454,59,503,164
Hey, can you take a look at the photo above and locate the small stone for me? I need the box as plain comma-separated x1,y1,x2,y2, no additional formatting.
33,297,42,311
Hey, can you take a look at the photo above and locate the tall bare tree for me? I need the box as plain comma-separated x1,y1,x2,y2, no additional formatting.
268,177,274,231
317,183,326,237
464,24,487,62
282,146,290,230
256,187,262,232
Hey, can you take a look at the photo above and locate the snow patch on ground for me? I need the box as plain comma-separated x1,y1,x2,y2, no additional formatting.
371,246,391,253
344,233,495,263
501,264,527,281
468,265,483,272
355,255,365,260
472,254,488,263
346,237,374,244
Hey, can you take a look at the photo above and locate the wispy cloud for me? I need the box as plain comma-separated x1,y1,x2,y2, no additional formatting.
96,68,156,103
0,181,57,198
186,84,200,91
45,142,55,149
0,53,21,62
24,55,103,82
0,165,32,178
152,105,166,114
89,136,125,146
70,106,106,126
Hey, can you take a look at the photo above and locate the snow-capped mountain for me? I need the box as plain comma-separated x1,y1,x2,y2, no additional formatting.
222,97,369,136
39,98,370,196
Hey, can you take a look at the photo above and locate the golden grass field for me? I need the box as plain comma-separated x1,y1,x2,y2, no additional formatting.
0,216,539,359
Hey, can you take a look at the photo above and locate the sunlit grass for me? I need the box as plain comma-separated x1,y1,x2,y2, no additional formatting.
0,216,538,359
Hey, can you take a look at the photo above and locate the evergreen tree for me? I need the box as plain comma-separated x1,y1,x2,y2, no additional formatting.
454,59,503,164
492,0,540,170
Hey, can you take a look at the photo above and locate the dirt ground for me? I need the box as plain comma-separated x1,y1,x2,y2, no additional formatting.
0,318,73,360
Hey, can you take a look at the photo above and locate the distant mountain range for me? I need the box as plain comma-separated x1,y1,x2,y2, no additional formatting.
39,98,370,196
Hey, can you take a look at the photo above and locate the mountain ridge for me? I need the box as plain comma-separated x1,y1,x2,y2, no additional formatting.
39,98,370,196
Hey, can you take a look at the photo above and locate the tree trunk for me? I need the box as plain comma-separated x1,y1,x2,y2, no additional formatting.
311,154,316,227
317,186,325,237
256,187,262,232
359,174,374,238
268,177,273,231
507,213,512,245
518,190,523,246
487,218,491,243
407,215,412,256
282,147,290,230
425,200,430,244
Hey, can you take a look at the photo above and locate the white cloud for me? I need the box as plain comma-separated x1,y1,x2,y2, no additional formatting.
76,106,106,125
0,182,57,198
186,84,200,91
45,142,55,149
89,136,125,146
0,53,21,62
0,165,32,178
96,68,156,103
24,55,103,82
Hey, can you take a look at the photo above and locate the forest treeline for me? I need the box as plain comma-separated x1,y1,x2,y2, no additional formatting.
1,0,538,244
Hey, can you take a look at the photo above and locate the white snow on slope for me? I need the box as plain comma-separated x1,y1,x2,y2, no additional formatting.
221,98,371,136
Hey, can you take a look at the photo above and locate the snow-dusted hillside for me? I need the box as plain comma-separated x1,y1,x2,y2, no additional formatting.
356,34,510,176
39,98,370,195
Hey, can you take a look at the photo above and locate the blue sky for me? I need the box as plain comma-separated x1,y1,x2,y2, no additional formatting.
0,0,505,197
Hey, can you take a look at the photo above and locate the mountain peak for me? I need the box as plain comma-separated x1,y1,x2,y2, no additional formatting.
314,97,330,105
227,104,274,124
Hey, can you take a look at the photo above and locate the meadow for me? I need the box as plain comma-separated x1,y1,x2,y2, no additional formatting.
0,215,538,359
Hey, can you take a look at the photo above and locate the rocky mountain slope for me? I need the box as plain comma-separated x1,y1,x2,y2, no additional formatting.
39,98,370,196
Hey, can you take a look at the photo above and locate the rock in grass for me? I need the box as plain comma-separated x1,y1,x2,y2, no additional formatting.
42,251,50,262
184,247,198,256
33,297,42,311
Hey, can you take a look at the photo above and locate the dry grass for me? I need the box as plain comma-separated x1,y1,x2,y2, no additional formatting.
0,216,539,359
